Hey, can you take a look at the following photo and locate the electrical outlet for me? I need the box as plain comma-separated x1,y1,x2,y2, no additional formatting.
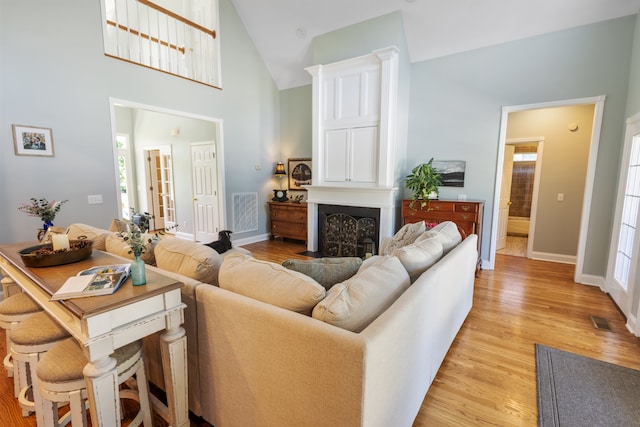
557,193,564,202
255,165,261,171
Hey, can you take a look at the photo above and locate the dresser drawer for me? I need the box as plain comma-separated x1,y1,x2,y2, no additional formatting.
270,207,306,223
271,221,306,240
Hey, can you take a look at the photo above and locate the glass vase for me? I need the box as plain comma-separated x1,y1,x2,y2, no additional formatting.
131,255,147,286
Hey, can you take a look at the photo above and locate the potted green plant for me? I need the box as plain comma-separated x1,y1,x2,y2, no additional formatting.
404,158,442,209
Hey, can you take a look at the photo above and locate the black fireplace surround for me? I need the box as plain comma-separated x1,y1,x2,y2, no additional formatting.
318,204,380,258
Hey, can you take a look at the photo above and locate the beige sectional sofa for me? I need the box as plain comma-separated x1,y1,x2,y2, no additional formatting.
66,221,478,427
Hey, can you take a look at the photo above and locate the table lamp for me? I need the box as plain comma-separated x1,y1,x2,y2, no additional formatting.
272,162,289,202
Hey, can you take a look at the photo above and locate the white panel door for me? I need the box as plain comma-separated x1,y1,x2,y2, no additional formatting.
607,115,640,317
350,126,378,184
191,143,219,243
324,129,349,182
497,145,515,251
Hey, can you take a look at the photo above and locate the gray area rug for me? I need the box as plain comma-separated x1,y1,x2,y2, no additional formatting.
536,344,640,426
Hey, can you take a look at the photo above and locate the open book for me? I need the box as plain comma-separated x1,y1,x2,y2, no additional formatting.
51,264,132,300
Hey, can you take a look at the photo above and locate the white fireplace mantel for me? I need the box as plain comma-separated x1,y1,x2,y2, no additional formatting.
305,185,398,252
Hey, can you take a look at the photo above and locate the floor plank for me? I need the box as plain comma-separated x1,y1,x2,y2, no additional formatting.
1,238,639,426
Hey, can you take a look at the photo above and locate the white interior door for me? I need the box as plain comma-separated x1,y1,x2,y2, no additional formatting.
191,142,219,242
606,115,640,317
497,145,515,250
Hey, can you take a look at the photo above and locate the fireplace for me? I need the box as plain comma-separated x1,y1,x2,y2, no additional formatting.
305,186,398,253
318,204,380,257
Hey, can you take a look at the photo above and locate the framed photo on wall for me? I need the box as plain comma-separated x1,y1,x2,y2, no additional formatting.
288,158,312,190
12,124,54,157
432,160,466,187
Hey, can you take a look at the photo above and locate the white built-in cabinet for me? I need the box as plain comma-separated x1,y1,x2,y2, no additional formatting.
306,46,399,188
324,126,378,184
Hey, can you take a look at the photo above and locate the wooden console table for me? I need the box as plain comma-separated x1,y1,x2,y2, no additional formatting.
268,202,307,242
401,199,484,272
0,244,189,427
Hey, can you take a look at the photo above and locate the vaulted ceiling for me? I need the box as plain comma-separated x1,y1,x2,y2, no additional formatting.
230,0,640,90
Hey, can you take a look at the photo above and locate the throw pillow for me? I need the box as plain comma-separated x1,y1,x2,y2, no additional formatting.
155,238,222,286
416,221,462,254
105,233,157,265
281,257,363,290
312,256,410,332
391,236,443,282
381,221,426,255
219,253,326,315
109,218,135,233
66,223,109,251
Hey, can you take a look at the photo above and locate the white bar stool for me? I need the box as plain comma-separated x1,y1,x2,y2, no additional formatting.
37,337,153,427
11,311,70,420
0,292,43,395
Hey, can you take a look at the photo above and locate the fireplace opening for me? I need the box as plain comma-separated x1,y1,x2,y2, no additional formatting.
318,204,380,257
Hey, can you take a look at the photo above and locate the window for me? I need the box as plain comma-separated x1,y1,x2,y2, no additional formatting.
101,0,221,88
117,134,134,218
513,152,537,162
614,135,640,290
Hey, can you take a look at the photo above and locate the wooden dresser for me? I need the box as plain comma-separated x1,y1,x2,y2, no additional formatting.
401,199,484,270
268,202,307,242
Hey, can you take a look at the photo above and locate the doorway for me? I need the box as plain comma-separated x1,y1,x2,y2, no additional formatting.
489,96,605,286
109,97,226,240
496,139,544,258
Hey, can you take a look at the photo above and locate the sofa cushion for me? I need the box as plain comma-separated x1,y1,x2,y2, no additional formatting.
416,221,462,254
155,238,222,286
109,218,134,233
66,223,110,251
282,257,362,290
381,221,426,255
312,256,410,332
392,236,443,282
105,233,157,265
219,253,326,315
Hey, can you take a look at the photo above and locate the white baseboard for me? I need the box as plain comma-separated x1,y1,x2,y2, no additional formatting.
529,251,576,265
174,231,194,241
576,273,604,288
233,233,270,247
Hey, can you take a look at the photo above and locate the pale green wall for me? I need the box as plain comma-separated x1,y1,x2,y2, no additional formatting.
0,0,280,243
506,105,595,257
407,16,635,273
626,13,640,117
280,15,636,273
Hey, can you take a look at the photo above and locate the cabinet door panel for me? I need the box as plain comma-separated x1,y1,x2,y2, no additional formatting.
350,126,378,183
324,129,349,182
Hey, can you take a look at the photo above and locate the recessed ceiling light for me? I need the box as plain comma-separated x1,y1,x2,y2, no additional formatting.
295,27,307,39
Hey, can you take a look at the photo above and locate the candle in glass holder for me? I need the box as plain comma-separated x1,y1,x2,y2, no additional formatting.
52,234,70,251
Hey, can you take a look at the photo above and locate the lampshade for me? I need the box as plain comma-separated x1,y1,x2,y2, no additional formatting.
274,162,286,176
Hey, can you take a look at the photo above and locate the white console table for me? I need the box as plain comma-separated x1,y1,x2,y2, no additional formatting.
0,243,189,427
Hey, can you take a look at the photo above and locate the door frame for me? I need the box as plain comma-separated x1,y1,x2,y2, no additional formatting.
108,97,227,240
606,111,640,332
503,137,545,258
488,95,605,285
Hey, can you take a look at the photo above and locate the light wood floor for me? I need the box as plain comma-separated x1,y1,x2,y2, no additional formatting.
2,238,640,426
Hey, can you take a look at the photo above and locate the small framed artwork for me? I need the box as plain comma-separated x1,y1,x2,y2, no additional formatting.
12,124,54,157
432,160,466,187
288,158,312,190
